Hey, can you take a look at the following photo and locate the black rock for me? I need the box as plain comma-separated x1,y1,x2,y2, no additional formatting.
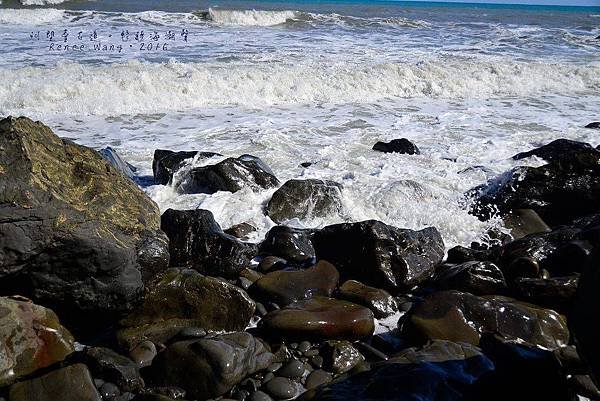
512,138,597,162
585,122,600,129
0,117,168,332
501,209,551,240
266,179,344,224
150,332,274,400
405,290,569,350
161,209,257,278
152,149,220,185
431,261,507,295
513,275,578,312
372,138,420,155
308,341,492,401
224,222,257,240
176,155,279,194
76,347,143,392
258,226,315,264
312,220,445,291
263,377,299,400
468,148,600,226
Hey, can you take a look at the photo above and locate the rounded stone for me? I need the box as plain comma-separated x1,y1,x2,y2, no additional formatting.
298,341,311,353
305,370,332,389
277,359,305,379
178,327,207,339
250,390,273,401
309,355,324,369
267,363,282,373
129,340,157,368
263,377,297,400
100,382,120,399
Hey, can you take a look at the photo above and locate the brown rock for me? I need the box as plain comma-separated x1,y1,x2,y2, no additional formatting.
261,296,374,340
337,280,398,318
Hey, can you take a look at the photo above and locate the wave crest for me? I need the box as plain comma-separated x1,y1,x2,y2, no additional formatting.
207,8,297,26
0,59,598,116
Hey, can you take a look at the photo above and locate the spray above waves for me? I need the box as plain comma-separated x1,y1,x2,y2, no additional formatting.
0,59,598,117
206,8,297,26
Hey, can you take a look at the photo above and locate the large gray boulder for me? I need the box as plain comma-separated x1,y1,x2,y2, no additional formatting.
0,117,169,329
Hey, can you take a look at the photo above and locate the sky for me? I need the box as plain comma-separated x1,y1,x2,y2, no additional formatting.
415,0,600,5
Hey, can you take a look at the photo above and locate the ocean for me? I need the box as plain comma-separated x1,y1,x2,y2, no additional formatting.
0,0,598,248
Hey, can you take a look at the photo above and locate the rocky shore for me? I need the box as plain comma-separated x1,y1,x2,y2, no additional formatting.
1,116,600,401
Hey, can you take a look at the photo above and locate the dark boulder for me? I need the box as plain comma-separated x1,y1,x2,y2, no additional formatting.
261,296,374,341
258,226,315,264
312,220,444,291
584,122,600,129
176,155,279,194
468,149,600,226
150,332,273,400
265,179,344,224
307,341,493,401
252,261,339,306
0,117,168,330
117,268,255,349
405,290,569,349
337,280,398,318
513,275,578,312
372,138,420,155
430,261,507,295
161,209,257,278
9,364,101,401
152,149,220,185
512,138,598,162
224,222,257,240
0,296,74,387
76,347,142,392
319,341,365,374
501,209,551,240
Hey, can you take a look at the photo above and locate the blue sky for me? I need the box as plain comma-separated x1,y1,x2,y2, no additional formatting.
419,0,600,5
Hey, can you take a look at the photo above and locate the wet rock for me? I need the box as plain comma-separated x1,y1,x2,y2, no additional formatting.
406,290,569,349
262,297,374,341
259,226,315,264
99,147,137,178
513,275,578,312
512,138,598,162
263,377,299,400
129,341,158,368
0,117,168,330
312,220,444,291
445,245,495,264
152,149,220,185
305,370,332,390
568,375,600,399
337,280,398,318
151,332,274,400
584,122,600,129
571,246,600,386
277,359,305,379
136,233,171,283
9,364,101,401
431,261,507,295
253,261,339,306
0,296,74,387
497,227,588,279
320,341,365,374
257,256,287,273
99,382,120,399
469,148,600,226
118,269,254,349
77,347,142,392
250,391,273,401
502,209,551,240
161,209,257,278
176,155,279,194
224,222,257,240
266,179,344,224
308,341,492,401
372,138,420,155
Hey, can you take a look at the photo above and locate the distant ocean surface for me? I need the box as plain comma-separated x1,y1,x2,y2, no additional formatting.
0,0,598,247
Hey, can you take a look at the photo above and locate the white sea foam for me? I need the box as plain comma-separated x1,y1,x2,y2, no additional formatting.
0,59,598,117
20,0,70,5
207,8,297,26
0,8,65,24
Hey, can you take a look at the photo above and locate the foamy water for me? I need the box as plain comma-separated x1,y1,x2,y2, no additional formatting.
0,1,598,247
